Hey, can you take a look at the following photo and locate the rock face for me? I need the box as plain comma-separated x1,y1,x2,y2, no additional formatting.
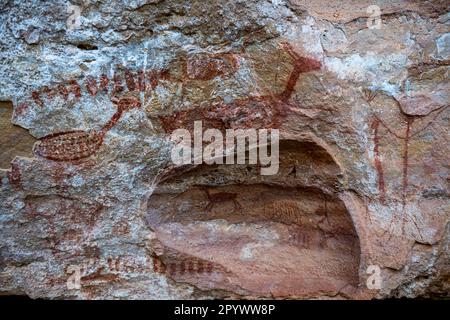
0,0,448,299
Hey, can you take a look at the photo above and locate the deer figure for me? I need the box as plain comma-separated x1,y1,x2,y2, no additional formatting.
201,186,242,213
158,41,322,133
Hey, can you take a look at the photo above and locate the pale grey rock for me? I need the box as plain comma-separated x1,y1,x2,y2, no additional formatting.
436,33,450,59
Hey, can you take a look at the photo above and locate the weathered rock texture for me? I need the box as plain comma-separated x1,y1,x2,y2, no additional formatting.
0,0,449,299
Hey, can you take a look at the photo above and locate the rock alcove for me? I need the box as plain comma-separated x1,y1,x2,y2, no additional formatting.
146,138,361,298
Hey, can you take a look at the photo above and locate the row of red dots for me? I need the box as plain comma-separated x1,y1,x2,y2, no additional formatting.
153,257,215,275
29,68,170,109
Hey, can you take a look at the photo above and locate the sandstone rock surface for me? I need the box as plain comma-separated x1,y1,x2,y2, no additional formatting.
0,0,448,299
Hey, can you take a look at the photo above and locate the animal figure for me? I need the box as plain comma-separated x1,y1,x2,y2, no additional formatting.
152,253,223,276
158,42,322,133
33,95,141,162
201,187,242,213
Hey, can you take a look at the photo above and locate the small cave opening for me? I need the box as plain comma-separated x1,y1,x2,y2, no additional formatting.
76,43,99,51
0,101,36,169
145,139,361,298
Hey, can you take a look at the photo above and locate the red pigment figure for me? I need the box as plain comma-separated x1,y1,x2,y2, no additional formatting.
158,42,322,133
369,102,448,237
27,67,168,114
152,255,166,274
196,261,204,273
14,102,29,116
99,74,109,93
185,53,239,81
371,118,386,203
31,81,78,107
42,86,55,100
112,74,124,95
178,261,186,275
57,84,70,100
7,161,22,189
151,257,219,276
67,80,82,99
85,76,98,96
187,261,195,273
147,70,169,90
289,231,310,249
124,70,136,91
33,95,141,162
31,91,44,108
201,187,242,212
168,263,177,275
205,262,213,274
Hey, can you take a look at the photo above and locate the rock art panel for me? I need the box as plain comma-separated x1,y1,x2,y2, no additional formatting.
367,91,449,242
157,43,321,133
146,139,361,298
0,0,448,300
33,95,141,162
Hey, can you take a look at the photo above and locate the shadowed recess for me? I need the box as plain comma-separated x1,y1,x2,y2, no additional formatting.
0,102,36,169
146,139,361,298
